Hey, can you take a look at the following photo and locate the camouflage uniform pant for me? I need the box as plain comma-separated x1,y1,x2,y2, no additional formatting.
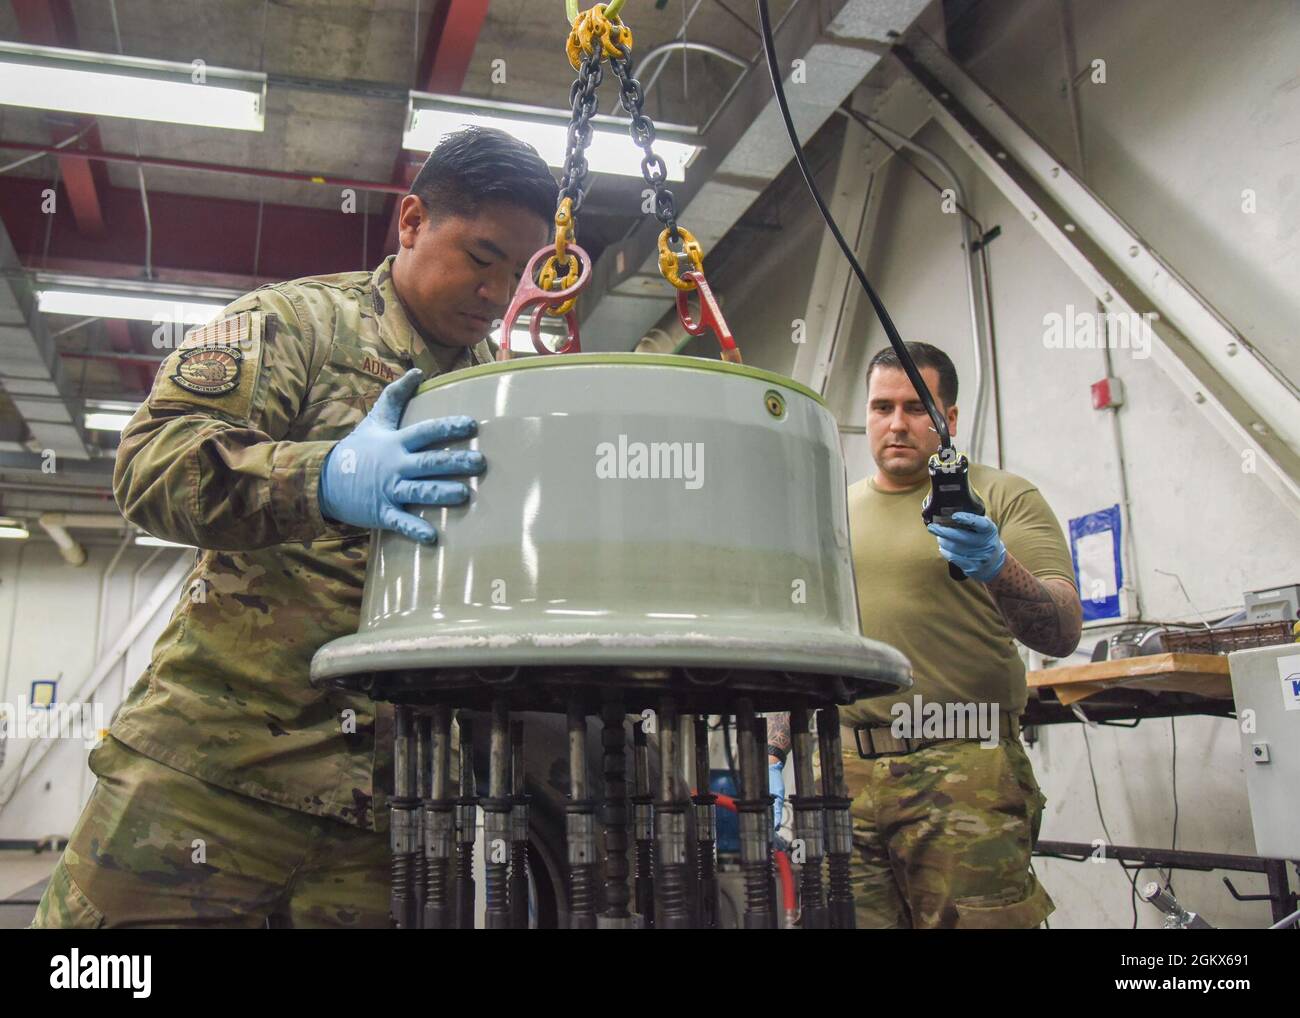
31,736,390,929
843,735,1054,929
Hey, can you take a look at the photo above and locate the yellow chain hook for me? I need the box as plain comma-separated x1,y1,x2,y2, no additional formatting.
554,197,574,259
567,3,633,71
539,254,580,317
542,198,579,316
657,226,705,291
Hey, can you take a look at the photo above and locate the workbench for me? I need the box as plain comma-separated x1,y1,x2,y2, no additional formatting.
1024,652,1234,726
1023,650,1298,926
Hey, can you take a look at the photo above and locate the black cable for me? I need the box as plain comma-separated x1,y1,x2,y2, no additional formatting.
754,0,951,451
840,105,987,235
1165,717,1178,896
1080,724,1114,845
1084,724,1160,926
1126,863,1144,929
837,103,1008,467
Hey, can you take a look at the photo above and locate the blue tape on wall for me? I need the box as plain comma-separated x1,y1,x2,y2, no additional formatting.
1069,505,1124,622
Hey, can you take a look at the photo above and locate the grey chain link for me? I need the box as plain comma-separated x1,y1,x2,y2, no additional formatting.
557,47,604,218
611,39,680,242
556,28,681,244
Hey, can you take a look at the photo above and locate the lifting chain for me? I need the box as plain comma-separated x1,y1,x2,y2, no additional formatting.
557,4,704,297
511,2,739,362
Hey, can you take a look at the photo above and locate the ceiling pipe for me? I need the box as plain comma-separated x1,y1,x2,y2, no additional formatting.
833,107,995,461
638,39,749,71
0,140,410,195
37,512,128,566
38,516,86,566
605,0,708,115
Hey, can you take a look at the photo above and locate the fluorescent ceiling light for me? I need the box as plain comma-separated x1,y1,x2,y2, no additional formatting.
85,412,135,433
37,287,227,326
135,533,193,549
405,93,698,181
0,517,29,540
0,41,265,131
86,400,142,414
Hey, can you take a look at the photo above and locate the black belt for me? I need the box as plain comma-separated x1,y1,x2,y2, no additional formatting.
847,714,1021,760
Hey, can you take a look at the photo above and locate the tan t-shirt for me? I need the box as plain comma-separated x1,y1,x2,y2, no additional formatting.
842,463,1076,726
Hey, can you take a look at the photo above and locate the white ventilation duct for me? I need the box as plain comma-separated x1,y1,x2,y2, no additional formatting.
38,512,128,566
578,0,932,349
0,224,91,459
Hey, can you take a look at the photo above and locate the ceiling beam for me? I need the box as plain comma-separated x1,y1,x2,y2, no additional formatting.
0,139,410,196
12,0,109,239
0,175,385,283
381,0,492,256
577,0,933,351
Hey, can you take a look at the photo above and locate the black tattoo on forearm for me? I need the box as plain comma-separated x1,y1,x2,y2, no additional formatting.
984,554,1083,658
766,711,791,763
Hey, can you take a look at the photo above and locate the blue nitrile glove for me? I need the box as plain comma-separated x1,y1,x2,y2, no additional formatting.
768,761,786,834
926,511,1007,583
318,368,484,544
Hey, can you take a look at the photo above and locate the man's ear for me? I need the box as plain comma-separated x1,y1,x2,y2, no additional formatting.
947,403,959,440
397,195,424,246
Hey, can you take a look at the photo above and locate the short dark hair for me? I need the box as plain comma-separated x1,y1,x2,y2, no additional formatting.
410,126,557,228
866,341,959,407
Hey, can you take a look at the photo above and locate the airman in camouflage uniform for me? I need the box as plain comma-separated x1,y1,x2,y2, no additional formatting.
842,725,1054,929
32,127,555,928
834,343,1080,929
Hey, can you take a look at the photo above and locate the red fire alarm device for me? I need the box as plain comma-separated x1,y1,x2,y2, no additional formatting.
1091,376,1125,410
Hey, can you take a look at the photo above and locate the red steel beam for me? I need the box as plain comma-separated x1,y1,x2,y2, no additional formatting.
419,0,492,94
0,175,385,286
382,0,491,255
13,0,109,239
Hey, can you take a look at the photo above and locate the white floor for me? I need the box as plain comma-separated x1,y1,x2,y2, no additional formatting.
0,848,59,928
0,848,58,899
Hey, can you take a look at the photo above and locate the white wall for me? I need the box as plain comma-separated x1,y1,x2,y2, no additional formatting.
714,0,1299,927
0,538,186,841
963,0,1300,386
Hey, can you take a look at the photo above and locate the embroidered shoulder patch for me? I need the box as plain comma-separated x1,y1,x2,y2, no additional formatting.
172,345,243,395
148,308,265,420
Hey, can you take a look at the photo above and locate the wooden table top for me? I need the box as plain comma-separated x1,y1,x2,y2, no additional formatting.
1026,652,1232,705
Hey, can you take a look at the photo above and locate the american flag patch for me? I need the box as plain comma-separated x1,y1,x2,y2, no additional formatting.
180,310,257,351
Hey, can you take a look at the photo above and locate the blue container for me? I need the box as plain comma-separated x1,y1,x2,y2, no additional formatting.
710,769,740,854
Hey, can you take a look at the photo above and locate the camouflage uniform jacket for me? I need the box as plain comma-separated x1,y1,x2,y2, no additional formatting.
110,254,493,832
